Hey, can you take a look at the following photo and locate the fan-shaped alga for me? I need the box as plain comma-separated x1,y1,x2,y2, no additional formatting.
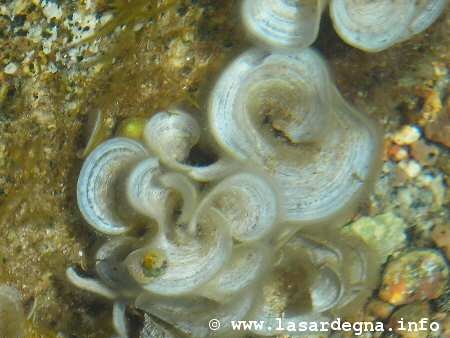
67,45,383,337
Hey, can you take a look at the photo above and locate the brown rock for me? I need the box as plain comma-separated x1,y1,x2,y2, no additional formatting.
379,250,448,306
393,125,421,146
432,224,450,260
367,299,395,320
442,314,450,338
399,160,422,178
437,155,450,176
424,100,450,148
387,144,409,162
410,140,439,166
388,302,430,338
416,87,442,126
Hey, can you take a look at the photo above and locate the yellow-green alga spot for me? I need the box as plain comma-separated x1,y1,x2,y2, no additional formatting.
343,212,407,263
115,117,148,140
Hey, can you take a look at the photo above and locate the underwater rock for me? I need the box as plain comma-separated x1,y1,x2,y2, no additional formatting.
393,125,421,146
442,315,450,338
410,140,439,166
4,62,18,74
432,224,450,260
387,302,430,338
415,172,446,210
398,160,422,179
0,285,25,338
379,249,449,306
424,100,450,148
437,154,450,178
366,299,395,320
386,144,409,162
343,212,407,263
416,87,443,127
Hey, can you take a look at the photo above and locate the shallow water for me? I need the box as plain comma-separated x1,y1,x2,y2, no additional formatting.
0,1,448,337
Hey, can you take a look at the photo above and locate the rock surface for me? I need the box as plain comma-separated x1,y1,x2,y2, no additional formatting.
344,212,407,263
379,250,448,306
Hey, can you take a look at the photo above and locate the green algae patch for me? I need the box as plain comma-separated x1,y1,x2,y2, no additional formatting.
77,0,178,45
115,117,148,140
343,212,408,263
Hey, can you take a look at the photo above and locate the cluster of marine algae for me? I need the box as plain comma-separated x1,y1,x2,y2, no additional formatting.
0,0,449,337
65,0,447,337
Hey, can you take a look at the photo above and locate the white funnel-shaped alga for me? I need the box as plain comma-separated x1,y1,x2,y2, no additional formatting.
330,0,447,52
241,0,328,49
209,48,381,228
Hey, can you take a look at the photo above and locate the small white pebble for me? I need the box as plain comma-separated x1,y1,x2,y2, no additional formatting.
398,160,422,178
416,173,433,187
48,62,57,73
4,62,18,74
133,22,144,31
433,62,446,77
418,173,445,208
398,188,413,209
393,146,409,161
42,1,63,20
392,125,421,145
382,162,391,174
429,174,445,208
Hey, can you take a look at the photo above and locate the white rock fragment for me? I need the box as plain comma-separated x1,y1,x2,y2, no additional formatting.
416,173,434,187
27,25,42,43
429,175,445,209
398,160,422,179
417,173,445,209
133,23,144,32
4,62,18,74
63,11,113,44
167,39,192,68
393,146,409,162
392,125,421,145
11,0,27,16
48,62,58,74
42,26,58,55
42,0,63,20
398,188,414,210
